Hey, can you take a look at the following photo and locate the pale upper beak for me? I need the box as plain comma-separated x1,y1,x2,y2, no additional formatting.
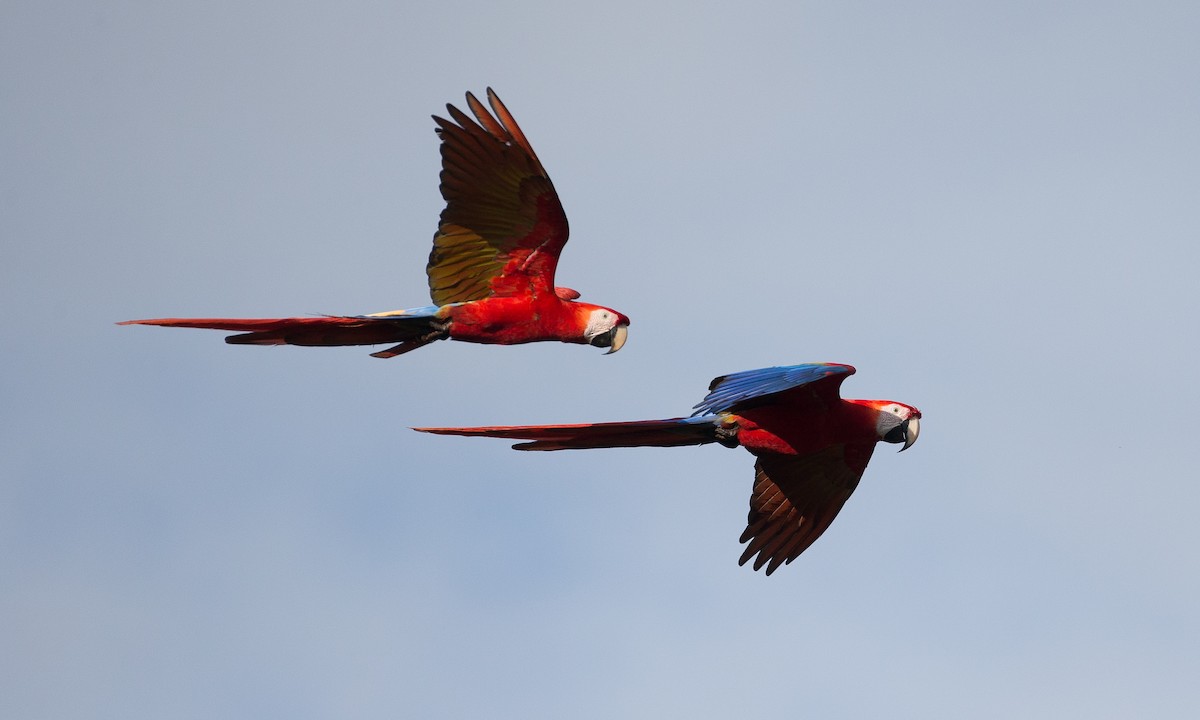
899,416,920,452
603,323,629,354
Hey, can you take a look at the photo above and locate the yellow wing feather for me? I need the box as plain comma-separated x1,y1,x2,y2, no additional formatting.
426,90,568,305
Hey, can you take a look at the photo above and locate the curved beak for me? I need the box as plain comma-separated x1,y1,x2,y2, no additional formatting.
899,416,920,452
603,323,629,354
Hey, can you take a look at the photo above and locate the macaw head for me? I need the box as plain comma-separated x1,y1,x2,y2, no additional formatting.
871,401,922,451
580,305,630,354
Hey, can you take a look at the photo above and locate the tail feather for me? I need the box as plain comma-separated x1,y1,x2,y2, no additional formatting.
119,311,444,353
414,417,717,451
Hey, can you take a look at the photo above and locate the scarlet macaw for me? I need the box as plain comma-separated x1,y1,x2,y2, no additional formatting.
415,363,921,574
121,89,630,358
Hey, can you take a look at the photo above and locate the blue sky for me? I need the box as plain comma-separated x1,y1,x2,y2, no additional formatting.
4,1,1199,717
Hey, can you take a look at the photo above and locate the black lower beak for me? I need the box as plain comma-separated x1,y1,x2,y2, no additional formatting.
589,323,628,354
884,417,920,451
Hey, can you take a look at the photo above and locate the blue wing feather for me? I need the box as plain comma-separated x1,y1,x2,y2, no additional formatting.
690,363,855,417
360,304,444,319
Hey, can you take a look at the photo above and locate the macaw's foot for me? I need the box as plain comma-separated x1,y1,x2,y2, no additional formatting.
369,321,451,359
714,420,741,448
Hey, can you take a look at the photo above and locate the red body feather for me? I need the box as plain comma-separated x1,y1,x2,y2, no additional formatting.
444,294,610,346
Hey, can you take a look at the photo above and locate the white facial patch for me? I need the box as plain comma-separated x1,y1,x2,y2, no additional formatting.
875,404,908,438
584,309,617,340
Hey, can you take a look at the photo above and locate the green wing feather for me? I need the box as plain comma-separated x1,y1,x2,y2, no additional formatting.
427,89,569,305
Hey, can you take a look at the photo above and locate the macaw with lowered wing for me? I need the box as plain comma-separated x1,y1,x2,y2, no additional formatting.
415,363,921,575
121,89,630,358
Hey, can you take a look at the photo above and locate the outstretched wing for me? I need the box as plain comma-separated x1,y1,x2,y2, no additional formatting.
738,443,875,575
427,88,568,305
691,363,854,417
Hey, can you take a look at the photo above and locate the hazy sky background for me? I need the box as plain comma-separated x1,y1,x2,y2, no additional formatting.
4,1,1199,717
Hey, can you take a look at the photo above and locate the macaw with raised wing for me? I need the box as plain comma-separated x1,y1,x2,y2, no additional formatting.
121,89,630,358
415,363,921,575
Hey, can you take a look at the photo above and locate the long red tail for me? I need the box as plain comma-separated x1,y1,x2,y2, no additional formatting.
414,417,717,451
119,313,442,355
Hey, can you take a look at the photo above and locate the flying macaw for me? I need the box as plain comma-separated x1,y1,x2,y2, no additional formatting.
121,89,630,358
415,363,921,575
